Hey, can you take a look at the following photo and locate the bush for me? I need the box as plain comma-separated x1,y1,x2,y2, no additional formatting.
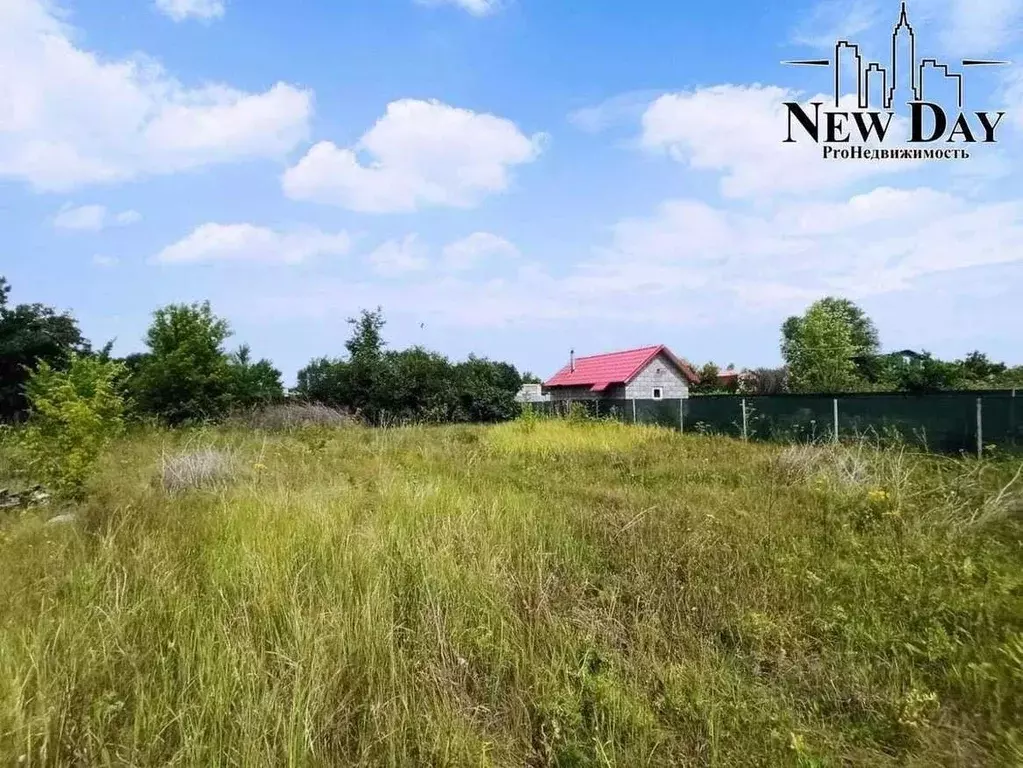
19,355,125,497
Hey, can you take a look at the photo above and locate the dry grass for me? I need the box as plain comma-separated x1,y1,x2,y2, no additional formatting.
159,447,238,493
232,402,359,431
0,420,1020,766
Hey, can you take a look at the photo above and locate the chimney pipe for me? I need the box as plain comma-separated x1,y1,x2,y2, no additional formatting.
570,349,575,373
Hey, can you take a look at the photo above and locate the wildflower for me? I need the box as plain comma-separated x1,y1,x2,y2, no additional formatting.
253,463,267,471
867,488,889,503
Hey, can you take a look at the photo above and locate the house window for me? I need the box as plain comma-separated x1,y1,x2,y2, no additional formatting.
652,387,663,400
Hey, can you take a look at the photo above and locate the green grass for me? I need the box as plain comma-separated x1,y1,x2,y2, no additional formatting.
0,420,1021,766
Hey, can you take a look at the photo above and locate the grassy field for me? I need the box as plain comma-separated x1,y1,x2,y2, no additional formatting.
0,418,1021,766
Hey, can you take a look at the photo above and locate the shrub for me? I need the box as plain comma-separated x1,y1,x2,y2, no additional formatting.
19,355,125,497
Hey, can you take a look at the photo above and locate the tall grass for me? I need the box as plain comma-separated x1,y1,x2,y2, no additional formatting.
0,421,1020,765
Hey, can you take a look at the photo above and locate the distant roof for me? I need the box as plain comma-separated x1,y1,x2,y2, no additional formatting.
545,345,700,391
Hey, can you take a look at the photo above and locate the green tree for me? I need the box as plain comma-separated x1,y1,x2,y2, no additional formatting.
782,300,862,393
880,353,966,393
227,344,285,408
0,277,89,421
958,351,1007,384
20,355,125,496
130,302,233,424
692,362,722,394
452,356,522,422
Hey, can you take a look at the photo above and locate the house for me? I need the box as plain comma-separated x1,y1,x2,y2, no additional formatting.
514,383,549,403
544,345,700,402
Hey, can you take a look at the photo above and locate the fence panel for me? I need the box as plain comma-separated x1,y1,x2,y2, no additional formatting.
632,399,681,429
523,392,1019,454
684,397,743,438
835,394,976,452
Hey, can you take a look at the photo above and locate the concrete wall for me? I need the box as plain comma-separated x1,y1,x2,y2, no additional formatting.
623,352,690,400
515,383,549,403
547,384,628,401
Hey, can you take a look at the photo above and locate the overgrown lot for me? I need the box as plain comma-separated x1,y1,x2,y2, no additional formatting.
0,420,1021,766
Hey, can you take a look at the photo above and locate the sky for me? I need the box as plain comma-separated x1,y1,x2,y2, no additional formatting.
2,0,1022,384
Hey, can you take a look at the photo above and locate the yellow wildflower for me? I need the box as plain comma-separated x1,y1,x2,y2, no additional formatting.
253,463,267,471
867,488,889,503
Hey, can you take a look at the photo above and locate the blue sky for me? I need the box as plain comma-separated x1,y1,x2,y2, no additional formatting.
2,0,1021,384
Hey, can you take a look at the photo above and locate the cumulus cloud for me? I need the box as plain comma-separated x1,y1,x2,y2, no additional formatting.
52,203,142,231
367,235,430,276
441,232,519,272
0,0,312,192
249,184,1023,331
640,85,920,199
282,99,544,213
153,223,351,265
154,0,226,22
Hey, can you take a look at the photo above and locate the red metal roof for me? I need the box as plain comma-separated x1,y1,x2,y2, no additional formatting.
545,345,700,389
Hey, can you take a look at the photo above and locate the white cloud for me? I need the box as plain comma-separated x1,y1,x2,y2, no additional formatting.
567,90,665,134
154,0,225,22
52,203,141,231
441,232,519,272
368,235,430,276
92,254,119,268
53,204,106,231
640,85,919,200
915,0,1023,54
261,183,1023,331
0,0,312,192
414,0,502,16
153,223,351,265
282,99,544,213
115,209,143,225
791,0,880,48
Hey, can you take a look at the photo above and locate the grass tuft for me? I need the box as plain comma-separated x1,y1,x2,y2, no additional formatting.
159,447,238,493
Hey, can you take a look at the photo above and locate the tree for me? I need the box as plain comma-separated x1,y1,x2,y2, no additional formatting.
521,371,542,384
782,299,863,393
130,302,233,424
959,351,1007,384
692,362,721,394
344,307,387,419
227,344,285,408
749,367,788,395
453,356,522,422
880,352,965,393
0,277,89,421
379,347,456,422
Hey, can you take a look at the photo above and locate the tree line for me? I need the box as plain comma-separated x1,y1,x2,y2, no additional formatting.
3,278,1020,430
0,277,524,425
688,297,1023,396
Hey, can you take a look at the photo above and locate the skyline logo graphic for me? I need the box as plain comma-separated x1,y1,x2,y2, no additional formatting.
781,1,1009,161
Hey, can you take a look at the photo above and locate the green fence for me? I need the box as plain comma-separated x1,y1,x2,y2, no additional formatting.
529,391,1021,454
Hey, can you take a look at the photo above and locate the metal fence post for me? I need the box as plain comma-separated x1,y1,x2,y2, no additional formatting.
833,398,840,444
631,398,637,424
976,397,983,459
741,398,748,441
